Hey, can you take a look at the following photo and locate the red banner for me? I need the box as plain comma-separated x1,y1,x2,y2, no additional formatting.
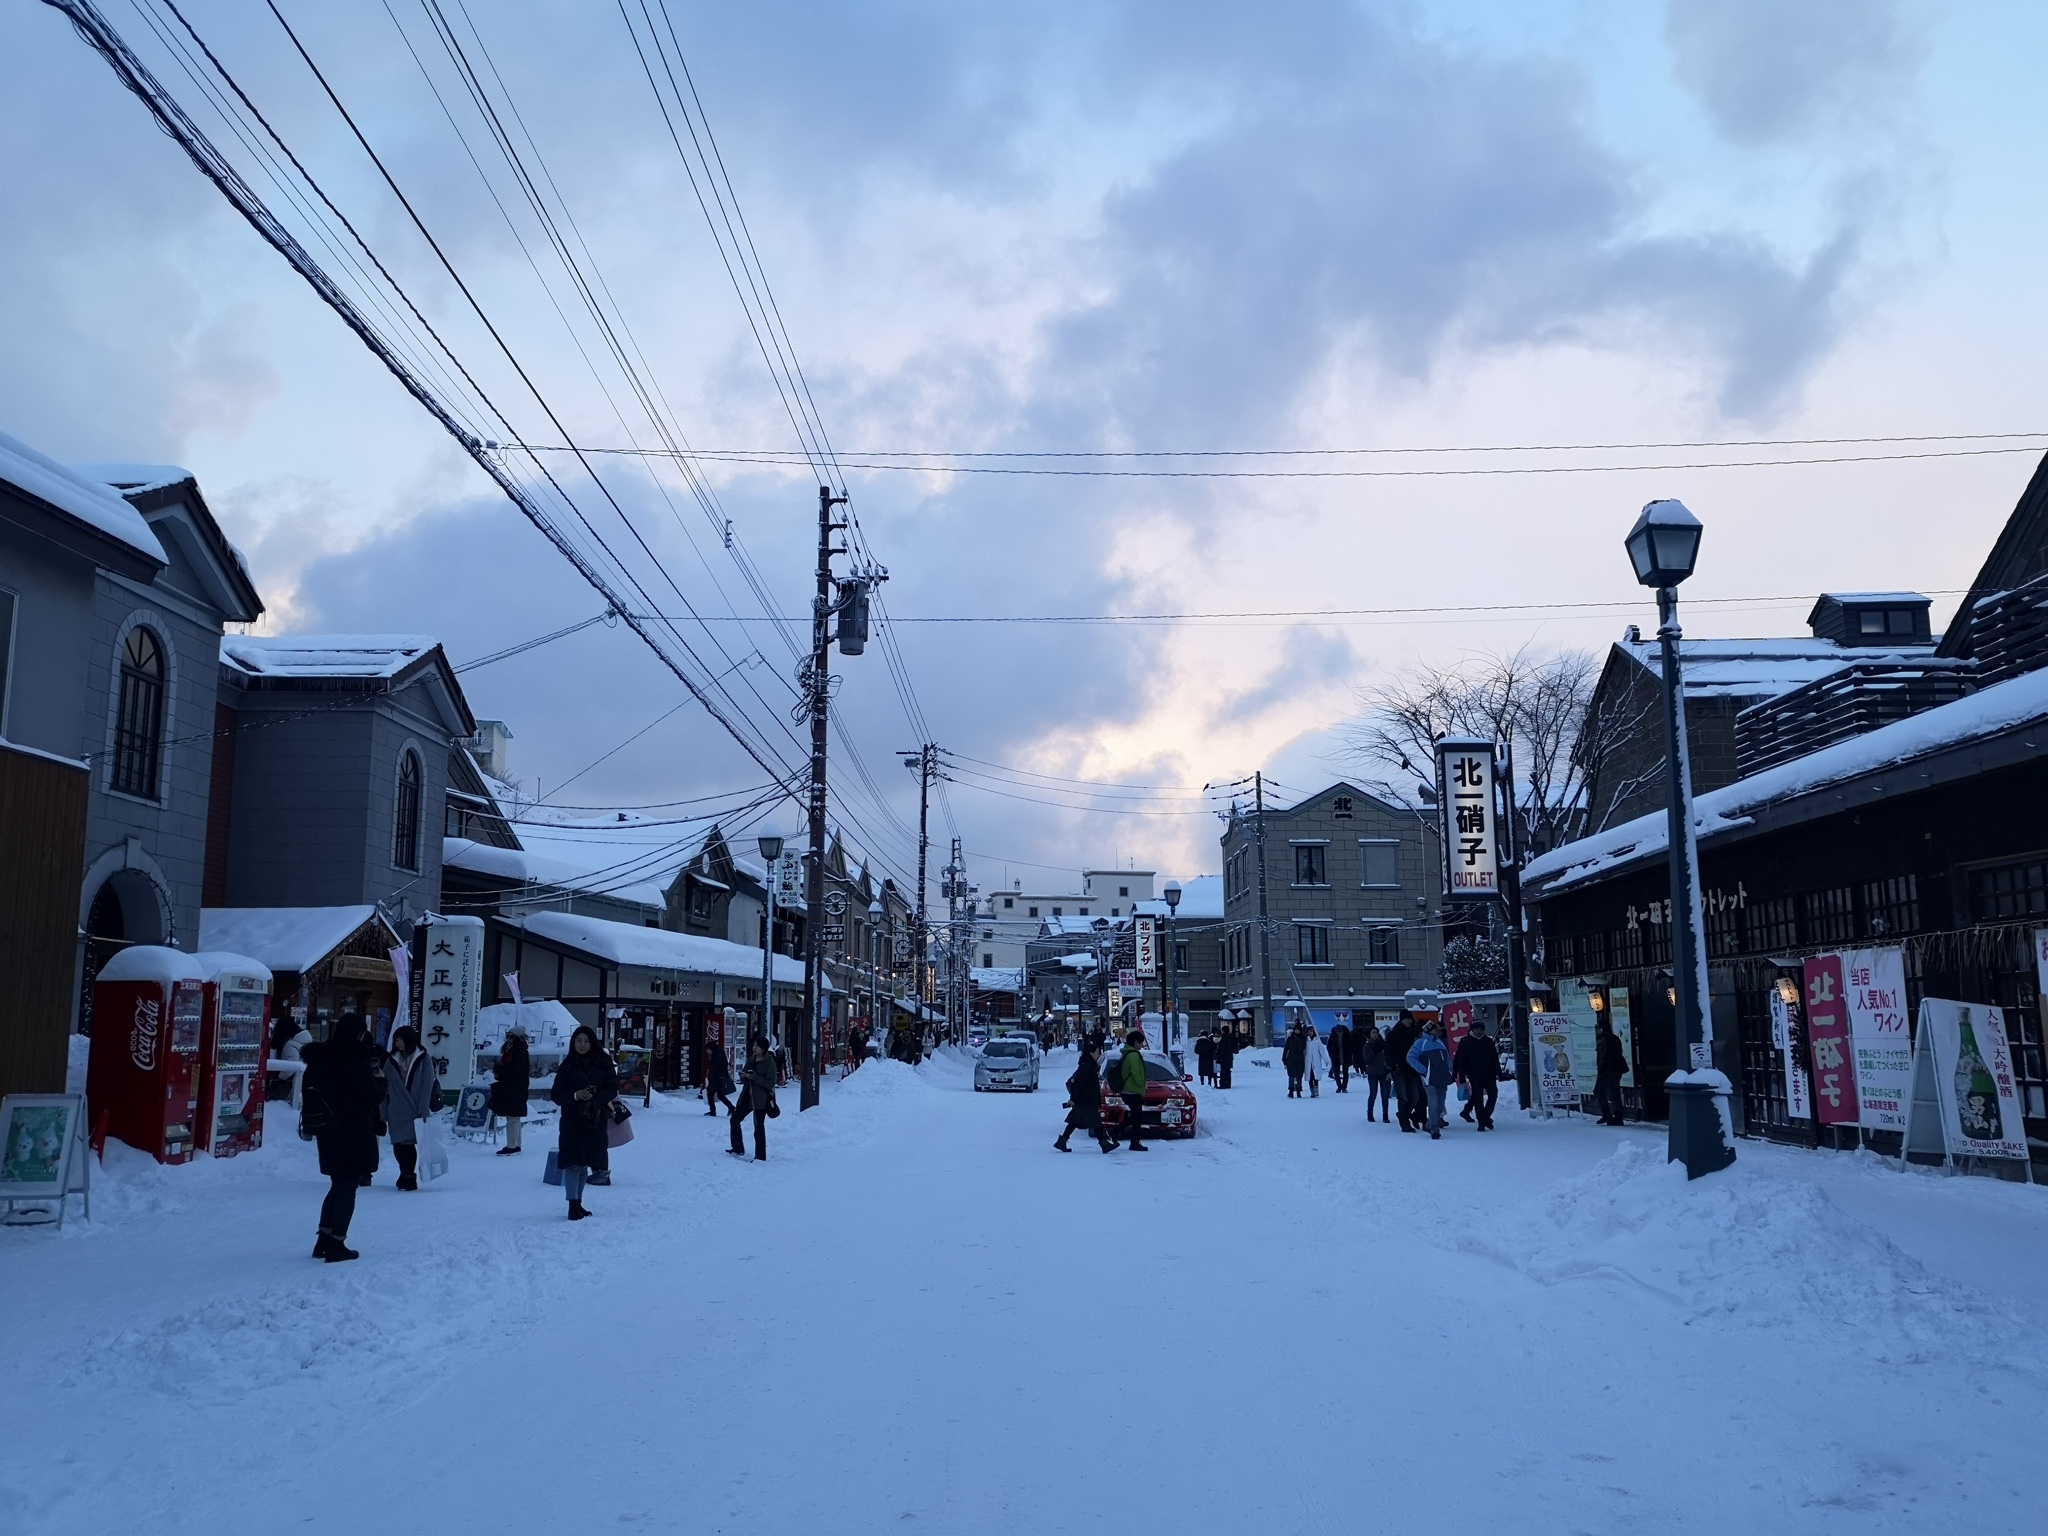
1443,997,1476,1064
1803,954,1859,1126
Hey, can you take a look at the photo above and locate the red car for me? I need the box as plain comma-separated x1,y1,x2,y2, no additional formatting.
1098,1052,1198,1140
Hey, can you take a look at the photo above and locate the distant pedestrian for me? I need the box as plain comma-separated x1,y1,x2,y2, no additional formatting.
300,1013,379,1262
380,1025,439,1191
492,1027,531,1155
1195,1031,1217,1087
1384,1012,1423,1132
268,1015,308,1104
729,1035,776,1161
1215,1028,1236,1089
1594,1018,1628,1125
1327,1018,1353,1093
1453,1018,1500,1131
552,1026,618,1220
1359,1023,1393,1123
1408,1020,1453,1139
1055,1041,1116,1153
704,1035,737,1117
1282,1022,1308,1098
1304,1027,1331,1099
1116,1030,1150,1150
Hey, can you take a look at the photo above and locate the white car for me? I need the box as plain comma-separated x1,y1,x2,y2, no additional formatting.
974,1037,1040,1092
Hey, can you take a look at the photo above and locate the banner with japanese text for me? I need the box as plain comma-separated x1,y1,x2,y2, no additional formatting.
1134,915,1157,978
1802,954,1859,1126
1531,1009,1579,1107
1557,979,1600,1104
1913,998,2029,1161
1768,982,1811,1120
1435,739,1499,899
1607,986,1635,1087
414,916,483,1097
1837,947,1910,1130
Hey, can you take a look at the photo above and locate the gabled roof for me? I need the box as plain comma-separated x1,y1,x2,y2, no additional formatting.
1606,633,1932,701
0,429,166,576
1525,664,2048,896
198,905,398,973
1939,450,2048,657
222,634,476,737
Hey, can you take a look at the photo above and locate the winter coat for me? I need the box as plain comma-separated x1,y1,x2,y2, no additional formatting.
1384,1021,1420,1079
1359,1033,1389,1077
1117,1046,1148,1097
1066,1055,1104,1128
302,1037,381,1180
1407,1032,1452,1089
1327,1024,1352,1069
551,1047,620,1168
490,1040,531,1118
1453,1033,1499,1086
1215,1034,1237,1064
705,1040,736,1097
740,1050,778,1111
1281,1030,1307,1074
1195,1036,1217,1070
382,1048,438,1144
1596,1029,1628,1083
1305,1035,1332,1079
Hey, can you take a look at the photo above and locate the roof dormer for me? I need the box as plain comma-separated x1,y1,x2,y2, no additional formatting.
1805,592,1933,647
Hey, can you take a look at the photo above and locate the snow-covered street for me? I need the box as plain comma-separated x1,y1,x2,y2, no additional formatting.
5,1049,2047,1534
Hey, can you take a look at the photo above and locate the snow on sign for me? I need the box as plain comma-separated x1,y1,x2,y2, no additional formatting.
1435,738,1499,899
1133,916,1157,978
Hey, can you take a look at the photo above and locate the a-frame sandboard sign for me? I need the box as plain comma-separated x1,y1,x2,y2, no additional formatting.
1899,999,2034,1182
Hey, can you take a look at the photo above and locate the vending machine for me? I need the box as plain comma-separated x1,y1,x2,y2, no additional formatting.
194,953,272,1158
87,947,209,1163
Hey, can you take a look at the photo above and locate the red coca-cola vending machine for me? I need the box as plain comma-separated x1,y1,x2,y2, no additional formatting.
194,952,272,1159
87,947,209,1163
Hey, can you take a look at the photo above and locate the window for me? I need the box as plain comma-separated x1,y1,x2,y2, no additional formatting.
982,953,993,967
1173,942,1188,973
112,626,166,798
1368,927,1402,966
1119,885,1129,897
1078,907,1089,916
1858,610,1885,634
1333,795,1353,819
393,749,422,871
1296,924,1330,965
1293,844,1327,885
1029,906,1040,918
1111,907,1120,917
1360,840,1400,888
1003,897,1014,909
1051,906,1062,917
1890,609,1914,635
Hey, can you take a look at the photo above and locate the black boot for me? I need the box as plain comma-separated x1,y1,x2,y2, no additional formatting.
1054,1134,1072,1152
568,1200,589,1221
317,1231,359,1262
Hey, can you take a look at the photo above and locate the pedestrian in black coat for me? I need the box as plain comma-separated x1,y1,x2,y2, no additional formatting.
1215,1029,1236,1089
1327,1022,1353,1093
1359,1023,1393,1122
551,1027,619,1220
1195,1032,1217,1086
1594,1019,1628,1125
301,1013,380,1261
729,1034,777,1160
1281,1023,1308,1098
1054,1043,1116,1152
1384,1014,1422,1131
704,1035,737,1117
1452,1020,1501,1131
491,1031,531,1155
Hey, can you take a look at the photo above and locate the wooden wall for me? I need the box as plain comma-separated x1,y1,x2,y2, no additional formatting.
0,742,89,1098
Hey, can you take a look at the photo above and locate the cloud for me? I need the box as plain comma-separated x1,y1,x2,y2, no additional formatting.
1664,0,1924,146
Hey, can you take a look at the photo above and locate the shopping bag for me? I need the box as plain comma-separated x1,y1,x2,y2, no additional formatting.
419,1117,451,1182
543,1148,563,1186
1456,1084,1470,1104
605,1114,635,1149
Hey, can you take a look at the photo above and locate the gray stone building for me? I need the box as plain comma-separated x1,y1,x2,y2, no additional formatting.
1218,780,1446,1043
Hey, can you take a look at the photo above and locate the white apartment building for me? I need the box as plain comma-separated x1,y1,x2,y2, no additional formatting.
968,867,1156,968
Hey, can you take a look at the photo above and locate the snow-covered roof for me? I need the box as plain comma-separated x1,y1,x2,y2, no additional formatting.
1617,635,1935,700
1817,592,1928,605
499,909,815,988
95,946,207,987
1041,914,1117,937
1525,664,2048,894
971,967,1025,991
0,429,167,564
199,906,391,973
1132,874,1223,922
73,462,193,497
221,634,439,680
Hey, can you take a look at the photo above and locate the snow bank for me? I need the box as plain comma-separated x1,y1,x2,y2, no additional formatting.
1468,1142,2042,1369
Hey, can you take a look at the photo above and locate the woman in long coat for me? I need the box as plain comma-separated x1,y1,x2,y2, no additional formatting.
1054,1042,1115,1152
301,1014,380,1261
381,1024,438,1190
491,1029,531,1155
551,1026,618,1220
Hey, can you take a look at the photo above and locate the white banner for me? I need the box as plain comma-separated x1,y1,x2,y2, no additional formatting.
1769,982,1811,1120
1531,1010,1578,1107
1134,915,1158,978
1839,947,1910,1130
1607,986,1635,1088
417,916,483,1098
1436,740,1500,899
1910,998,2029,1161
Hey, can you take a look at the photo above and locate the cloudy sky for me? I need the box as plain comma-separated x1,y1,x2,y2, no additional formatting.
5,0,2045,897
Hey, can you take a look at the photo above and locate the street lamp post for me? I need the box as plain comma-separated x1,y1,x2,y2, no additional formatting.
868,897,884,1064
757,832,784,1058
1163,880,1182,1066
1624,497,1737,1179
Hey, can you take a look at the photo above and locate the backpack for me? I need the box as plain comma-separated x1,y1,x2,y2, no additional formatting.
298,1085,334,1141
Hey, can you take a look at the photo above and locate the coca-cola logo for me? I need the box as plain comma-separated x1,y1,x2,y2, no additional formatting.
130,995,161,1072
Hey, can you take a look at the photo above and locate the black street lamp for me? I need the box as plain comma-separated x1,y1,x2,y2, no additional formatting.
1624,497,1736,1179
757,831,784,1053
1163,880,1182,1065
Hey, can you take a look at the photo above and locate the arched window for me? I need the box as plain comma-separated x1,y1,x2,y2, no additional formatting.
393,749,422,871
112,627,166,798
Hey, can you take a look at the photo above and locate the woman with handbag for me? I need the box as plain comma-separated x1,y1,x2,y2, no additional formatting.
551,1026,618,1221
728,1035,777,1161
380,1025,440,1191
300,1014,380,1262
491,1028,530,1155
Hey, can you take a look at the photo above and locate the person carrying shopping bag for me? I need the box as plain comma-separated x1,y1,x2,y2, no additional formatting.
551,1026,618,1220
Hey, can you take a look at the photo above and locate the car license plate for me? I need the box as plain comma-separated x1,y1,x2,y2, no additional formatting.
1160,1108,1182,1125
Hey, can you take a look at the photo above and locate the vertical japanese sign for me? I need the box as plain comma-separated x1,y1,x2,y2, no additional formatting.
776,852,803,896
1531,1010,1578,1107
1443,996,1475,1065
1768,981,1811,1120
414,916,482,1097
1911,998,2029,1161
1558,979,1601,1100
1134,915,1158,978
1435,739,1499,899
1839,947,1910,1130
1607,986,1635,1087
1802,954,1858,1126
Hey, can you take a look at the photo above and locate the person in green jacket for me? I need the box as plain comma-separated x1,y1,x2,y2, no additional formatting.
1116,1030,1150,1151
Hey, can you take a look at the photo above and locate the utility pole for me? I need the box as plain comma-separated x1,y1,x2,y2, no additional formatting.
802,485,849,1112
944,837,963,1045
1254,769,1276,1047
900,742,938,1040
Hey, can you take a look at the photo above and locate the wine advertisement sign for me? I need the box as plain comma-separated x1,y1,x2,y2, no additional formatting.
1912,998,2029,1161
1802,955,1860,1126
1836,947,1911,1130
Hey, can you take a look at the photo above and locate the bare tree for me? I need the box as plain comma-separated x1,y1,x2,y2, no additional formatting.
1343,646,1647,853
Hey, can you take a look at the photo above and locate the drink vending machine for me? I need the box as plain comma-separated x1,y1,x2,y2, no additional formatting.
87,947,209,1163
194,952,272,1158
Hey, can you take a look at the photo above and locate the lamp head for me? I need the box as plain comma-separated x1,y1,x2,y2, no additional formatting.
1163,879,1182,911
757,831,784,862
1625,498,1703,588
